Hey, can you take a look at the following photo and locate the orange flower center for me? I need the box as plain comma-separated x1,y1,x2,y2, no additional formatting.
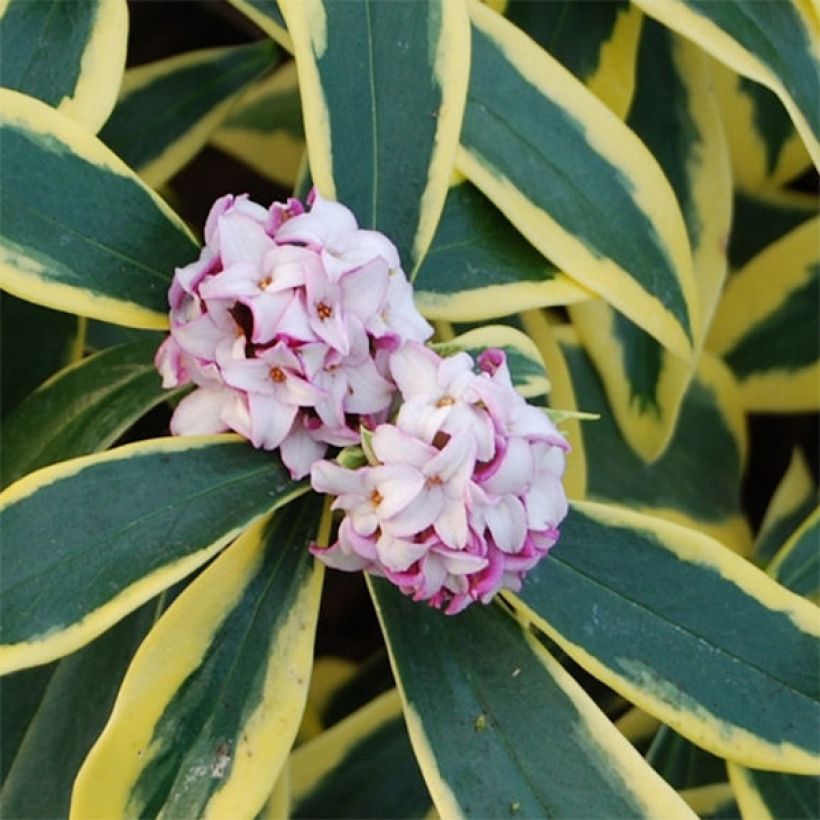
436,395,455,408
370,489,384,506
316,301,333,320
270,366,286,383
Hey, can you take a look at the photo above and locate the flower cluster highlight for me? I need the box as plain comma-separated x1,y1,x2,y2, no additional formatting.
156,191,432,479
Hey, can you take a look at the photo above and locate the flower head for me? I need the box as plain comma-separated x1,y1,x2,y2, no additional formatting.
310,345,570,613
156,191,432,478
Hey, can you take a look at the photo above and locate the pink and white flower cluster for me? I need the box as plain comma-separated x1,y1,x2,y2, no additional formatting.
155,191,432,478
310,343,570,614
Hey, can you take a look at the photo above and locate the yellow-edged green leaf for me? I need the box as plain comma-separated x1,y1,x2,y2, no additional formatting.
613,707,660,749
708,216,819,412
72,500,323,819
768,508,820,603
210,61,305,188
0,292,83,415
504,0,643,118
678,783,739,819
754,448,817,567
100,41,278,188
298,655,357,741
413,181,589,322
509,501,820,773
226,0,293,52
83,319,164,352
291,689,432,819
0,0,127,133
712,60,813,192
633,0,820,167
518,311,587,500
729,187,818,271
727,763,819,820
280,0,470,273
646,725,727,789
0,89,197,329
458,2,699,361
570,19,731,462
0,601,156,819
1,339,174,488
256,767,290,820
0,435,306,674
557,326,752,552
370,580,694,819
437,323,549,399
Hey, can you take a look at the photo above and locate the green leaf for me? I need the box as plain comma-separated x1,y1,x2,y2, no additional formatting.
708,216,819,412
0,601,156,818
0,435,306,674
509,500,820,773
727,763,819,820
370,580,694,819
413,181,588,322
646,724,728,789
712,63,812,192
678,783,739,819
280,0,470,273
83,319,164,352
0,292,82,415
72,499,323,818
226,0,292,52
633,0,820,167
570,19,731,462
0,0,128,133
291,690,431,819
458,3,699,361
768,508,820,603
1,339,174,488
754,449,817,568
504,0,643,118
556,327,751,552
211,61,305,188
0,89,197,329
100,41,278,188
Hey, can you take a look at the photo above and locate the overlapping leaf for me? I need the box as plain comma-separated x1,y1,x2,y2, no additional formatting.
709,216,819,412
227,0,292,52
211,62,305,188
72,502,323,819
728,763,819,820
0,435,305,673
634,0,820,166
101,41,278,188
570,19,731,462
280,0,470,273
0,0,128,133
0,90,197,329
458,3,699,361
371,580,694,818
509,501,820,773
1,339,174,487
768,509,820,603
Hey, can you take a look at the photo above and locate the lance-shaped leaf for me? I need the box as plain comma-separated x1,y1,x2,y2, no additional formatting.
0,90,197,329
570,20,731,462
754,449,817,568
508,501,820,773
712,61,812,193
646,725,727,789
100,41,278,188
280,0,470,273
437,323,550,399
519,311,587,500
0,435,306,674
677,783,738,819
257,769,290,820
0,0,127,133
613,707,660,750
413,181,589,322
1,292,83,415
458,3,699,361
727,763,819,820
557,327,751,552
729,188,818,271
633,0,820,168
370,580,694,819
504,0,643,118
0,601,156,819
768,508,820,603
708,216,819,412
1,339,173,488
72,501,323,819
291,690,432,819
227,0,292,52
298,655,357,741
211,62,305,188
